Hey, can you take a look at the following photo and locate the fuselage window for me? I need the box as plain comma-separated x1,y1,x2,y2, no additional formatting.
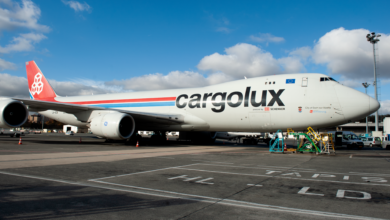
265,82,267,85
269,82,271,84
273,81,275,84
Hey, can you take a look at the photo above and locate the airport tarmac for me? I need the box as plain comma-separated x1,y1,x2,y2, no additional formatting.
0,133,389,220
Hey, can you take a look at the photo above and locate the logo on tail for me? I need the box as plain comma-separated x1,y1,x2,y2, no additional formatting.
26,60,57,101
31,73,44,95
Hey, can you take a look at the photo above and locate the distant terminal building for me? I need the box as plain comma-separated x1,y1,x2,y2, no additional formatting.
321,122,383,136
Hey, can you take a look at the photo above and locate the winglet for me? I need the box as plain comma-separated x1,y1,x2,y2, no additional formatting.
26,61,57,101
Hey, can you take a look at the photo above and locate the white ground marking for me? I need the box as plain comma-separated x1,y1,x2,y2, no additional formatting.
281,172,301,177
297,187,324,196
349,172,390,177
89,163,200,181
336,190,371,200
157,157,175,159
168,175,188,180
200,163,390,178
257,165,316,171
247,184,263,187
191,160,233,164
343,176,350,180
0,171,385,220
312,174,336,178
350,155,353,158
174,167,390,187
195,178,214,185
362,177,388,183
183,176,202,181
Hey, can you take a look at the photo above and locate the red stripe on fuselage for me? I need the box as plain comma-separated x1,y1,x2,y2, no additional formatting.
64,97,176,105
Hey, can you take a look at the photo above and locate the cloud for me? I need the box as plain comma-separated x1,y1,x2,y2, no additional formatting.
62,0,91,12
0,73,117,98
105,71,234,91
289,46,312,59
216,27,231,33
0,73,28,97
310,27,390,79
250,33,285,43
206,13,231,33
197,43,304,78
0,32,46,53
48,79,115,96
0,0,49,71
0,0,50,32
379,100,390,115
0,58,16,70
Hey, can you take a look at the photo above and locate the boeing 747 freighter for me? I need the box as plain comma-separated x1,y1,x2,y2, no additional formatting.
0,61,380,143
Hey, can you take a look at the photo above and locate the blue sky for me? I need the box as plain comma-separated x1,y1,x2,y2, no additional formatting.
1,0,390,112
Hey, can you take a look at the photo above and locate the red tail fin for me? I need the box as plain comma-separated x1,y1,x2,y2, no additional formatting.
26,61,57,101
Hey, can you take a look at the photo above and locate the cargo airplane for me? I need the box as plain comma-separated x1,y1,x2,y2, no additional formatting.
0,61,380,143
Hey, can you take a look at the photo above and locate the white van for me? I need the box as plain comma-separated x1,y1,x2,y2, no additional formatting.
328,131,364,149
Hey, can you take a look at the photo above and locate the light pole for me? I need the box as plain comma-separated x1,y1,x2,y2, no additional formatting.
362,82,370,134
366,32,381,132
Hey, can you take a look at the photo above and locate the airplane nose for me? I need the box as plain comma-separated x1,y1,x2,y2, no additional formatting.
334,85,373,121
369,96,380,114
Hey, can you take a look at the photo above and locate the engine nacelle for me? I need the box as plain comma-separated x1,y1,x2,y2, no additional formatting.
0,99,28,128
90,113,135,140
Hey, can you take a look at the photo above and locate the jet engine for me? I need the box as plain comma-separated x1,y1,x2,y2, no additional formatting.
0,99,28,128
90,113,135,140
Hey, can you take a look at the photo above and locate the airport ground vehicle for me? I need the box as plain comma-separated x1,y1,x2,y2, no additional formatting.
0,61,380,144
328,131,364,149
65,131,74,135
215,132,263,144
0,128,22,137
381,140,390,150
359,136,381,147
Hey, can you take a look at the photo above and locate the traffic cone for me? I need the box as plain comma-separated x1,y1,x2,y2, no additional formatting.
18,137,22,145
284,143,287,151
79,137,82,143
136,141,139,147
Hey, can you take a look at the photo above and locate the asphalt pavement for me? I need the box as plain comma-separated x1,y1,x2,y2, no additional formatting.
0,133,389,220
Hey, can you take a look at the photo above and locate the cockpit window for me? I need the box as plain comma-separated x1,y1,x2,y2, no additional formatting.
320,77,338,82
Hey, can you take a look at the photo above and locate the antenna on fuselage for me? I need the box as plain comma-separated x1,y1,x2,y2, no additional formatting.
244,76,247,79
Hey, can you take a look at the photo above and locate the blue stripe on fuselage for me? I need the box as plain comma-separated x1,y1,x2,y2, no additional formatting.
90,101,175,108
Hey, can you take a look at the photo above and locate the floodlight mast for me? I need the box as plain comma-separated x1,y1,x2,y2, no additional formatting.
362,82,370,134
366,32,381,132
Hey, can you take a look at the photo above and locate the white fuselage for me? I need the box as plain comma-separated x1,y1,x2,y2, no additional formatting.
39,74,379,132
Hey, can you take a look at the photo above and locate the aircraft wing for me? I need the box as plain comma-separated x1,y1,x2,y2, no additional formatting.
14,98,184,124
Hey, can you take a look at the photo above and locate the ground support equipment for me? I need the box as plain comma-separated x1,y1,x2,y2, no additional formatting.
295,132,321,154
319,133,336,155
269,130,284,153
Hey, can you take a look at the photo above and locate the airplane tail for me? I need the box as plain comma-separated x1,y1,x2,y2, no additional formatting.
26,61,57,101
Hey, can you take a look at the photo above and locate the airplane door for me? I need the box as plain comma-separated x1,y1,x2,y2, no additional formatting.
248,112,272,131
302,77,308,87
